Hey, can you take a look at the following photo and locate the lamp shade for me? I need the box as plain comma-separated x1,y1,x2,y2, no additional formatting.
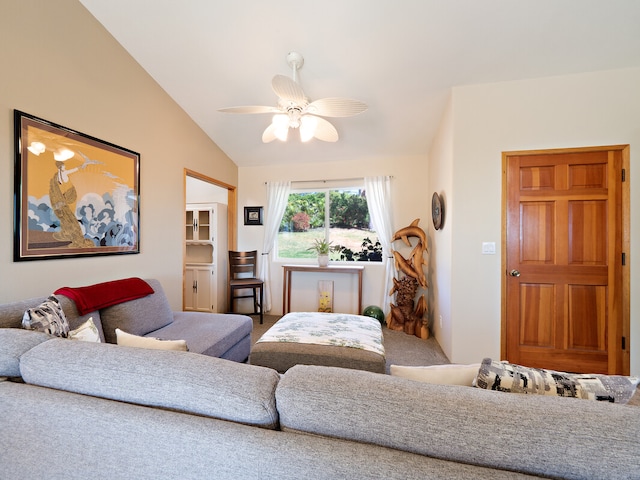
300,115,318,142
272,114,289,141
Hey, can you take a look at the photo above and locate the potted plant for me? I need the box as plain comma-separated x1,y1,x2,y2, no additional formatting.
307,238,339,267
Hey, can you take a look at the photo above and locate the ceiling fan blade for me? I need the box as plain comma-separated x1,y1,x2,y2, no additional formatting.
218,106,279,114
272,75,306,104
262,123,278,143
305,97,368,117
312,116,339,142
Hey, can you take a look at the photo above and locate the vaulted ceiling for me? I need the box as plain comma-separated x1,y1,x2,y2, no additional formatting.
79,0,640,167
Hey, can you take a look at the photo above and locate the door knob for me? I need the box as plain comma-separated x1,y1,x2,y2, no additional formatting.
509,269,521,277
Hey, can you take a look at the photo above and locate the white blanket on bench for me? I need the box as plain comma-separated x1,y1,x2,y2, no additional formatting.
257,312,385,357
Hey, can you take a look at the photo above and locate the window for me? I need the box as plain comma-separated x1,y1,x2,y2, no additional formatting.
277,186,381,262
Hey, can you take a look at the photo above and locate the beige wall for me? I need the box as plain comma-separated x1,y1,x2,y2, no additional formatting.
0,0,237,308
427,94,454,358
237,156,429,316
430,68,640,375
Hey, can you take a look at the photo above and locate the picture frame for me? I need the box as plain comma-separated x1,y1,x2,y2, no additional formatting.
244,206,263,226
14,110,141,261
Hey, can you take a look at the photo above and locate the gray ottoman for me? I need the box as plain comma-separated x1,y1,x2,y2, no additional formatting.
249,312,385,374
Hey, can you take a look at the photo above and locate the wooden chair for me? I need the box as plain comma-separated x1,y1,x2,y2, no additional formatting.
228,250,263,324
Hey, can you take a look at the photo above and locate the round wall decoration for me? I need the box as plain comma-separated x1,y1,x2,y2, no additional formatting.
431,192,444,230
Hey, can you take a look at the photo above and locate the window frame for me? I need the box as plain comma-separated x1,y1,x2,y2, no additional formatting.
276,181,380,263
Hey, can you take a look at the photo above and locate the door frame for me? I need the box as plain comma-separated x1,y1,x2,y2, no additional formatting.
184,168,237,250
183,169,237,312
500,145,630,374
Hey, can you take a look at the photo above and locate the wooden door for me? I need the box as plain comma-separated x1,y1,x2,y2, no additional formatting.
502,146,629,375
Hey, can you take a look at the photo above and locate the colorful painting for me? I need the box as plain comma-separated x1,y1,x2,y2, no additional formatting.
14,110,140,261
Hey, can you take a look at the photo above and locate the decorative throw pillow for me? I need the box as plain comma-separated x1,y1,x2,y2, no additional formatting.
115,328,188,351
474,358,640,404
68,317,101,343
390,363,481,386
22,295,69,338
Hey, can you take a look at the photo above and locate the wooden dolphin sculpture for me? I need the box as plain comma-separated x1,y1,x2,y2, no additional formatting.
391,218,427,248
392,250,419,281
409,242,428,288
389,277,401,296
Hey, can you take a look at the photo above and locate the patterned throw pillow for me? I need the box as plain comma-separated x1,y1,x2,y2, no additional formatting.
68,317,101,343
474,358,640,404
22,295,69,338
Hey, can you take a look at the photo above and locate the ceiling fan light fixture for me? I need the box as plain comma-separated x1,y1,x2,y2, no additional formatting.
219,52,367,144
299,115,318,142
272,114,289,141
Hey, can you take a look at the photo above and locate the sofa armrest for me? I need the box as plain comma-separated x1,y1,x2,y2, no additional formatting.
0,329,52,377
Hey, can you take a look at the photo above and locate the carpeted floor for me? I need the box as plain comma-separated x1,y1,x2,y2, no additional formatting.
250,314,450,374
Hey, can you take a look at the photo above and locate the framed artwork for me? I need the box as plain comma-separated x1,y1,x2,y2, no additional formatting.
13,110,140,261
244,206,263,226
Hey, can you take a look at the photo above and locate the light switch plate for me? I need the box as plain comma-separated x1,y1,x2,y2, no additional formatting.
482,242,496,255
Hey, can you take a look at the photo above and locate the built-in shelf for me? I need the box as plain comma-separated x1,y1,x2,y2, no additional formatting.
186,243,213,264
184,203,227,313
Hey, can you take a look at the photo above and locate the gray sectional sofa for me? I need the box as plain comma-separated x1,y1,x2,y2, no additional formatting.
1,326,639,479
2,282,639,478
0,278,252,362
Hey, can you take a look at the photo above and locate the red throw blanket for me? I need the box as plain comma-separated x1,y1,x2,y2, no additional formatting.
55,277,154,315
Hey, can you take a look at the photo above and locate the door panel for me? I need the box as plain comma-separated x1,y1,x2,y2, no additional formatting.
520,202,555,263
519,283,555,347
568,285,606,351
503,146,629,375
568,200,607,264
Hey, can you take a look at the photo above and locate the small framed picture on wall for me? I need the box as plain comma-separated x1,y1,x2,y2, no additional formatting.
244,206,263,226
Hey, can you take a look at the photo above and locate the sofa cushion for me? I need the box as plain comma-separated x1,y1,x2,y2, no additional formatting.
55,295,104,343
20,338,280,429
390,363,480,386
276,364,640,479
115,328,187,351
68,318,101,343
99,279,173,343
1,381,539,480
474,358,640,403
0,329,52,377
22,295,69,337
152,312,252,357
0,296,47,329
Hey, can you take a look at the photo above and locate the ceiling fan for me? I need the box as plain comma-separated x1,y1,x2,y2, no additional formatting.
218,52,367,143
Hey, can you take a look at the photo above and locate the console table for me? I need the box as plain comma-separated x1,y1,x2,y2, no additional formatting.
282,264,365,314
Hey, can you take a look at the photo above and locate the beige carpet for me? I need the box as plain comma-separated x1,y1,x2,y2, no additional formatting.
250,314,450,374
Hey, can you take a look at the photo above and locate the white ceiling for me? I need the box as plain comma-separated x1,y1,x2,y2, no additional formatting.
79,0,640,168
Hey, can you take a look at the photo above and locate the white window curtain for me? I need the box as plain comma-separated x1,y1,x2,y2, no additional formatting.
260,181,291,312
364,176,396,316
